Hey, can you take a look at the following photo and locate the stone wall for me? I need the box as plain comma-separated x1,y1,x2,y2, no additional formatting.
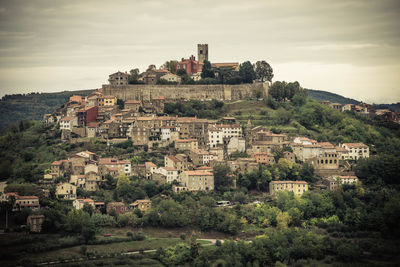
102,83,268,101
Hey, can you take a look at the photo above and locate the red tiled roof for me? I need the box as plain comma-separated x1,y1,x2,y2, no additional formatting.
166,155,181,163
342,143,368,148
184,171,213,176
60,116,76,122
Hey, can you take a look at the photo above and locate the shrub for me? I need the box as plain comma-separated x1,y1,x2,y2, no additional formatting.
80,245,87,256
132,232,146,241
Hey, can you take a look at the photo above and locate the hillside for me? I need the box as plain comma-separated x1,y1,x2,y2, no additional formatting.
305,88,360,105
0,89,93,129
374,102,400,112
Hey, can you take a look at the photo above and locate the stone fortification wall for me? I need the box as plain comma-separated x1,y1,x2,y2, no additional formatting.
102,83,268,101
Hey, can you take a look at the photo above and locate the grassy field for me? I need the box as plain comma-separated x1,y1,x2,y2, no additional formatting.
6,237,211,265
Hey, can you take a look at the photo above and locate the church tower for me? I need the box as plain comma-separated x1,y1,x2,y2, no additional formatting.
197,44,208,63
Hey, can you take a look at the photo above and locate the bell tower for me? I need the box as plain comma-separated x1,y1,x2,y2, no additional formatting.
197,44,208,63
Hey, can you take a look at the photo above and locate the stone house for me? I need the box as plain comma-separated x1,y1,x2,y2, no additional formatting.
340,143,369,160
109,71,130,86
13,195,40,211
307,152,339,170
99,158,131,176
160,73,181,83
175,139,198,151
125,100,142,112
60,116,78,131
189,149,214,166
252,152,275,165
106,202,127,215
129,199,152,212
161,126,179,142
27,215,45,233
56,183,77,200
165,155,186,173
178,170,214,191
73,198,95,210
145,162,157,179
269,181,308,196
283,151,296,162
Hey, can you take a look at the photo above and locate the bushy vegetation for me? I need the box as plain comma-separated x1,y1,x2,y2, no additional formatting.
164,99,224,119
0,90,92,129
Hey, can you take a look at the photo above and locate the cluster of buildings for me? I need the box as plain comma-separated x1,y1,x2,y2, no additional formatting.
42,150,131,200
104,44,239,85
43,93,370,196
320,100,400,124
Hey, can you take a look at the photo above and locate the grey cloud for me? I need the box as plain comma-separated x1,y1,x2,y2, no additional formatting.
0,0,399,102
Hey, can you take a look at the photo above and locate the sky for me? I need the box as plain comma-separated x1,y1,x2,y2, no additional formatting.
0,0,399,103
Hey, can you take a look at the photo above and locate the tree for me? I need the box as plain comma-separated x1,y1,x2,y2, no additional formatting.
0,196,15,229
201,60,215,79
214,66,237,84
161,60,178,74
147,64,156,72
83,203,94,216
128,68,141,84
117,99,124,110
254,60,274,82
239,61,255,83
300,163,316,183
276,211,290,229
213,165,233,192
269,81,286,102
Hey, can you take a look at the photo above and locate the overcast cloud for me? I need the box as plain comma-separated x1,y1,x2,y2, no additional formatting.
0,0,399,103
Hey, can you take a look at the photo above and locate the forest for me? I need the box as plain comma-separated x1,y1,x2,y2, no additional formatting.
0,89,400,266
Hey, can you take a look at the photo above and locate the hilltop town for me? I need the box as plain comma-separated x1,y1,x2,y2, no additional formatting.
1,44,400,266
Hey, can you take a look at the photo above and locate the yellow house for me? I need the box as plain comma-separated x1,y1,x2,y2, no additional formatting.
269,180,308,196
129,199,152,212
56,182,77,200
175,139,198,151
102,95,117,106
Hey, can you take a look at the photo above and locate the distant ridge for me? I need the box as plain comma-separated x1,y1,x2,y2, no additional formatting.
0,89,94,129
305,89,360,105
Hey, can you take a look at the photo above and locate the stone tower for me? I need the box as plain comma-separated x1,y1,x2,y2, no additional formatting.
197,44,208,63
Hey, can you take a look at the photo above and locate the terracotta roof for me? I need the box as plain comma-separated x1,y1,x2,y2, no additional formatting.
184,171,213,176
176,139,197,143
216,124,241,128
335,147,348,152
319,142,335,148
60,116,76,122
196,166,213,170
342,143,368,148
87,122,100,127
191,149,210,155
164,167,177,171
125,100,141,104
131,199,151,205
76,198,94,203
166,155,181,163
211,62,239,68
145,162,157,167
17,195,38,200
270,180,308,184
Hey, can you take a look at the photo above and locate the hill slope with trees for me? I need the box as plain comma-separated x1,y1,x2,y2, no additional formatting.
0,89,93,130
305,88,360,105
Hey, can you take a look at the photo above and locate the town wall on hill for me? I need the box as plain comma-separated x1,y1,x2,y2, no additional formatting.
101,83,269,101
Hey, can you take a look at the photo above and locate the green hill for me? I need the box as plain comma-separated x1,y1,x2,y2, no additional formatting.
0,89,94,129
305,89,360,105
